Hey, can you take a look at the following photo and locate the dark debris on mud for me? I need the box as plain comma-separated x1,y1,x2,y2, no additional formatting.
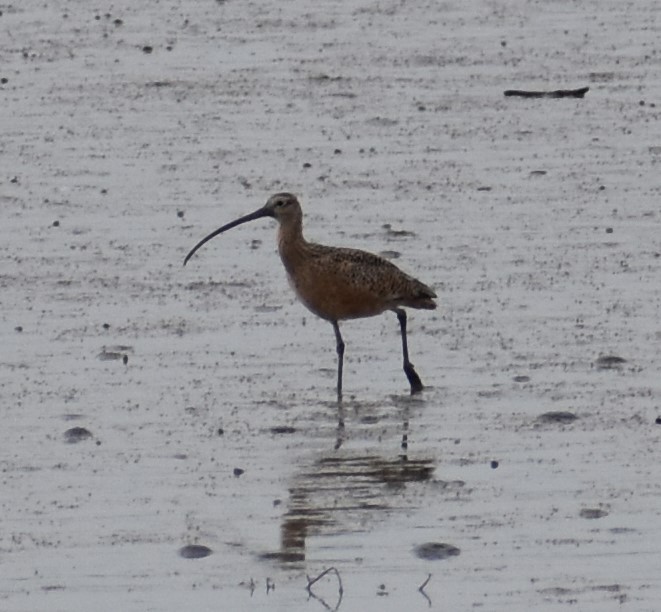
537,411,578,425
413,542,461,561
179,544,213,559
63,427,93,443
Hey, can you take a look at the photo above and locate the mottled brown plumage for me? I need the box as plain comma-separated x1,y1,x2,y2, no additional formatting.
275,199,436,320
184,192,436,400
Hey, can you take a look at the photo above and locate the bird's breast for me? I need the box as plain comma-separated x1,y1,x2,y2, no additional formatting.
281,258,389,321
291,274,388,320
277,238,426,321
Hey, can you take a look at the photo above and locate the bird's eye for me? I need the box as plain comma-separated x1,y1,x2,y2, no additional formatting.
275,200,287,208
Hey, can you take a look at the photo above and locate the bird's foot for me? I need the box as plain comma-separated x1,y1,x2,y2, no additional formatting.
404,362,424,394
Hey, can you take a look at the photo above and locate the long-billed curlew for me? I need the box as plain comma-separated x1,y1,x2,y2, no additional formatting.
184,193,436,401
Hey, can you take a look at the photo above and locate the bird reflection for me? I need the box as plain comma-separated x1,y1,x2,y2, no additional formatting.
262,451,434,564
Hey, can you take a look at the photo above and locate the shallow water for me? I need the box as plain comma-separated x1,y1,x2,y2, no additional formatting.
2,1,661,610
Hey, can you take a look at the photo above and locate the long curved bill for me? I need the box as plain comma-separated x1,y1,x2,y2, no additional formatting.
183,207,271,266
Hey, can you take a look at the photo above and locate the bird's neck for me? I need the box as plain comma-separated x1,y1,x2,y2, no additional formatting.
277,218,307,274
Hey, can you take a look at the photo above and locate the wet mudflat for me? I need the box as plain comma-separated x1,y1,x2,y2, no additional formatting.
2,1,661,610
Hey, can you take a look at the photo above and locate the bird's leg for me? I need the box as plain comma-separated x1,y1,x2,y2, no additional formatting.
394,308,424,394
332,321,345,404
400,402,410,460
335,401,345,450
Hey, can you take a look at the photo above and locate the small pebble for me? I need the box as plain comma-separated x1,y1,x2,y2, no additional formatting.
64,427,92,443
537,411,578,424
580,508,608,519
595,354,626,369
270,426,296,435
179,544,212,559
98,350,123,361
414,542,461,561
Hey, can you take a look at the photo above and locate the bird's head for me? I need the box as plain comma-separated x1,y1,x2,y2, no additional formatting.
263,192,302,224
183,192,303,266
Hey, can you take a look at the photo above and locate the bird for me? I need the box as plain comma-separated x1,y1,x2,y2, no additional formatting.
184,193,436,402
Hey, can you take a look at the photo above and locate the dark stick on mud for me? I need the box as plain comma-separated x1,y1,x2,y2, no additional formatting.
306,567,343,612
504,86,589,98
418,573,432,606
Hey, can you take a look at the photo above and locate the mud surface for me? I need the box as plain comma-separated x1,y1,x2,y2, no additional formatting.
2,1,661,610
